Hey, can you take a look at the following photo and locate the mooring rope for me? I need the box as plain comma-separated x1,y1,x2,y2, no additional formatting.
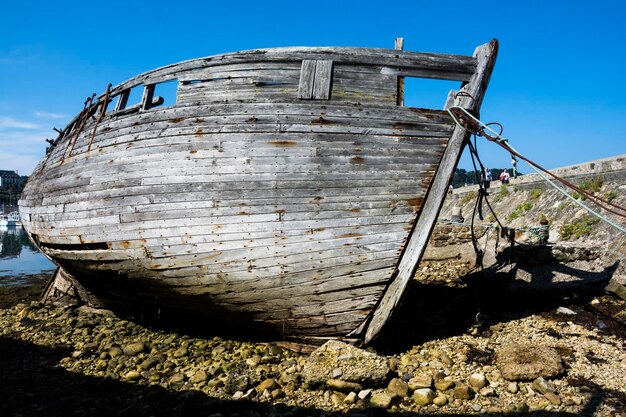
447,105,626,234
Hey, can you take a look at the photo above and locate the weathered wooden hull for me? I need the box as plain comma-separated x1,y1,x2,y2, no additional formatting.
19,41,497,344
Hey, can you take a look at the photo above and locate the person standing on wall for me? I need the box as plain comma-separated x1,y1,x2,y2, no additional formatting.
500,168,510,184
484,167,492,189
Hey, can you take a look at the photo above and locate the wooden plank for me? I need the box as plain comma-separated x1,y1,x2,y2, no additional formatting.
96,47,475,101
46,102,455,145
313,60,333,99
363,39,499,343
297,60,317,99
141,84,154,111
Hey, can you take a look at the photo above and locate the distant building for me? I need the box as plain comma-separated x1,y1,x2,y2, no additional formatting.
0,170,27,190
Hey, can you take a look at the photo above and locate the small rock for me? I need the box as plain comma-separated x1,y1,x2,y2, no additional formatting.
468,373,488,390
452,383,474,400
387,378,409,398
344,392,357,404
370,391,395,409
496,343,563,381
169,373,185,383
413,388,436,406
140,358,158,371
532,377,556,394
331,367,343,378
507,381,519,393
95,359,108,371
556,307,577,315
108,346,123,358
471,403,482,412
173,347,189,358
327,378,362,393
433,394,448,407
256,378,279,394
479,387,497,397
302,341,389,387
245,355,260,367
544,392,561,405
330,391,346,405
408,374,433,390
271,388,285,399
122,341,145,356
537,400,550,409
434,378,455,391
190,370,208,384
124,370,141,381
358,389,372,400
232,391,244,400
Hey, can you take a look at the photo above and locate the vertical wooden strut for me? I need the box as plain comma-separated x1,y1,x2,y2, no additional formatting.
395,37,405,106
62,93,96,163
362,39,499,344
88,84,112,151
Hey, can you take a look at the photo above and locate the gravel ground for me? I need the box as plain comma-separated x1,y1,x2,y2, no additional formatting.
0,265,624,417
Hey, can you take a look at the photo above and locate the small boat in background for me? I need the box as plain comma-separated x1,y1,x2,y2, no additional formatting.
0,212,21,227
20,39,498,345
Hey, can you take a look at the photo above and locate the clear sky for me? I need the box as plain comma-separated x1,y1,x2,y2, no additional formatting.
1,0,624,175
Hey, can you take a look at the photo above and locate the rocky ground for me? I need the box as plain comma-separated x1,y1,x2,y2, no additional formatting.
1,263,624,417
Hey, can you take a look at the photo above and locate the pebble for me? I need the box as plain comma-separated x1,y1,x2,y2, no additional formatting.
387,377,409,398
122,341,145,356
108,346,123,358
257,378,279,393
343,391,357,404
408,373,432,390
452,383,473,400
507,381,519,393
434,378,455,391
544,391,561,405
556,306,577,315
479,386,496,397
173,347,188,358
190,370,208,384
532,377,556,394
412,388,436,406
369,391,394,409
124,370,141,381
330,391,345,405
433,394,448,407
468,372,488,390
357,389,372,400
326,378,362,393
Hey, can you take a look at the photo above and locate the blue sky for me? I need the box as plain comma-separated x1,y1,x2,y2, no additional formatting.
1,0,624,175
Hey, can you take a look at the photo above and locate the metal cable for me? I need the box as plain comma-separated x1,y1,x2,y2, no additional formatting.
448,106,626,234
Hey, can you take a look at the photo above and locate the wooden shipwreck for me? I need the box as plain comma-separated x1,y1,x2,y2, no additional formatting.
19,40,498,344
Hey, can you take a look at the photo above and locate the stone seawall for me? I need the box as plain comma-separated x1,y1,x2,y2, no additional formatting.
453,154,626,195
423,154,626,288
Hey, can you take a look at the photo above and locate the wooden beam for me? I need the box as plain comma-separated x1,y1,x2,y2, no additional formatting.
395,38,404,106
363,39,499,344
